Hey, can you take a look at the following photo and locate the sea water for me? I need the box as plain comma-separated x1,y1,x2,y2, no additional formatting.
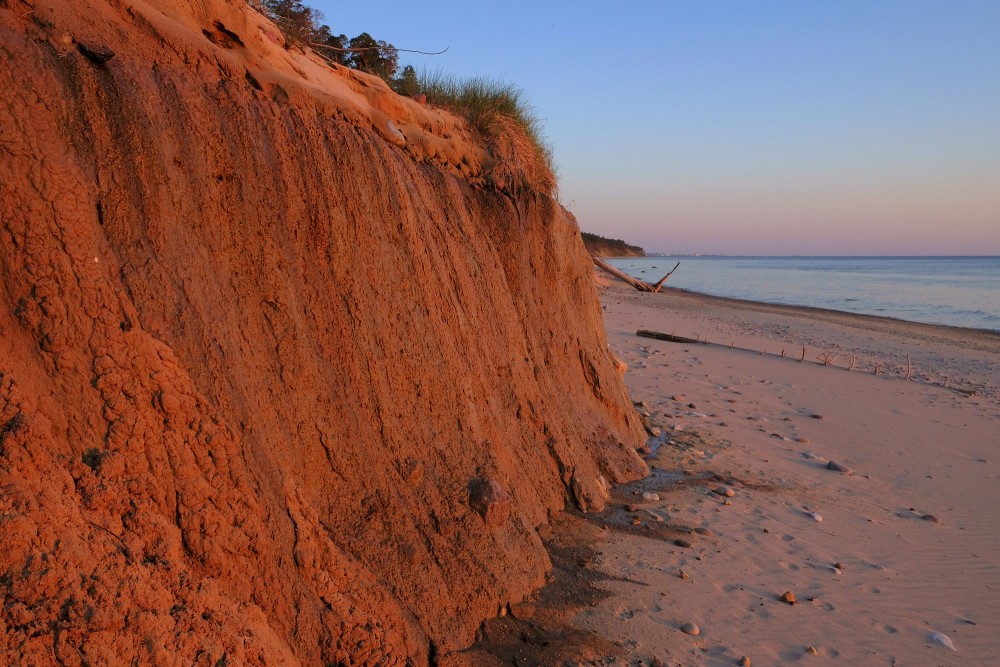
606,256,1000,332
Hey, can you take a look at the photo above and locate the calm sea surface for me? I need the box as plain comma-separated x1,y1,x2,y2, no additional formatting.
606,256,1000,332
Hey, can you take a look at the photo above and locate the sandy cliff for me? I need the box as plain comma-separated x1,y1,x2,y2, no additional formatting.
0,0,646,664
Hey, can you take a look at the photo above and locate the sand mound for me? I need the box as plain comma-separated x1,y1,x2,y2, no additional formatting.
0,1,646,663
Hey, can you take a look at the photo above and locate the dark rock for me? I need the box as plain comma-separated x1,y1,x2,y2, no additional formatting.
77,43,115,64
468,478,512,527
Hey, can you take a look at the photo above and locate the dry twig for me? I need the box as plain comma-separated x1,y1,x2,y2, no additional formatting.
818,352,838,366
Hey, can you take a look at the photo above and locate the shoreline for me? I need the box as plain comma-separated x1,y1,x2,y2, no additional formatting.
661,286,1000,340
598,277,1000,402
598,255,1000,335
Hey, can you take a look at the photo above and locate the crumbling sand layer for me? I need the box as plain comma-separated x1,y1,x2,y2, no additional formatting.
0,1,646,664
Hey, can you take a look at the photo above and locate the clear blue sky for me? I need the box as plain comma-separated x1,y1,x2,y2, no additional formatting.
309,1,1000,255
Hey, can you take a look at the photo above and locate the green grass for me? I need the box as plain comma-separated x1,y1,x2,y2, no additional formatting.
414,69,555,192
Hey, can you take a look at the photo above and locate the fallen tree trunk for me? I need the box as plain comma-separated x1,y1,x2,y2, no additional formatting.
591,255,679,292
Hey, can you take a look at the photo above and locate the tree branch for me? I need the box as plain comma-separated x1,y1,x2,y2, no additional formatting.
309,43,449,56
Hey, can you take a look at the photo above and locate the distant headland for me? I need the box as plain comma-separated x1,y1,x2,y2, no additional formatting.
582,232,645,257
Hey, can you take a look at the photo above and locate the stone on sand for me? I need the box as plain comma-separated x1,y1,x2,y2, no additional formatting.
826,460,852,474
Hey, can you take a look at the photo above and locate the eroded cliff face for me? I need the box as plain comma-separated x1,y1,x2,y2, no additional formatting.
0,0,646,663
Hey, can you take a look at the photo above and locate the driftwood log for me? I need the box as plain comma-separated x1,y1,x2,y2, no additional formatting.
636,330,704,345
591,255,680,292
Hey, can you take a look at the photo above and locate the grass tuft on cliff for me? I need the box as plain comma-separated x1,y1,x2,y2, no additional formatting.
416,69,556,194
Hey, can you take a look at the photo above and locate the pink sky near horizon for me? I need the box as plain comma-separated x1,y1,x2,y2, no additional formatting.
570,166,1000,256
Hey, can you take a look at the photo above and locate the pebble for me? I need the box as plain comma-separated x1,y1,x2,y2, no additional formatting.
797,437,810,444
631,517,641,526
650,658,664,667
807,646,818,655
637,445,651,455
739,657,751,667
694,527,713,536
649,427,662,437
642,492,660,502
681,622,700,636
805,511,822,522
674,538,693,548
780,591,796,605
921,514,941,524
626,504,639,512
678,569,689,580
671,395,685,402
834,562,845,570
714,485,735,497
810,414,825,420
723,499,733,506
826,460,852,474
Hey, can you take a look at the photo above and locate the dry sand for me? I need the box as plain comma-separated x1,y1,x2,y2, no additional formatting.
564,279,1000,665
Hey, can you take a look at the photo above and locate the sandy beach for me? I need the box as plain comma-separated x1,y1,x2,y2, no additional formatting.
564,277,1000,665
464,277,1000,666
